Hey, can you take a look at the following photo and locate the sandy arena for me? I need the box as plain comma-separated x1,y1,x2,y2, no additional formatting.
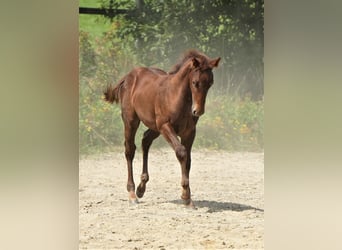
79,149,264,249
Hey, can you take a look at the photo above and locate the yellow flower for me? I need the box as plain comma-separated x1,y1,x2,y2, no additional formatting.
102,105,110,112
239,124,250,134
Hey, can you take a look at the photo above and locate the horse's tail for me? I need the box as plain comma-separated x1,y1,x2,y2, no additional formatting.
103,77,125,104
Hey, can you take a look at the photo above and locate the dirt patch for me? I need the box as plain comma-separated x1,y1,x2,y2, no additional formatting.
80,149,264,249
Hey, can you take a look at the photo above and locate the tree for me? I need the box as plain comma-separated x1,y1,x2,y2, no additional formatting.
98,0,264,99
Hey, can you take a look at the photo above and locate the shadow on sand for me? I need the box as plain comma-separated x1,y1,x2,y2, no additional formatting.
170,199,264,213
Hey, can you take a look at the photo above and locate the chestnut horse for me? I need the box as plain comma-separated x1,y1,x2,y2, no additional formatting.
104,50,220,207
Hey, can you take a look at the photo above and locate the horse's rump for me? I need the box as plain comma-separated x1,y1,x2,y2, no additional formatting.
104,67,167,104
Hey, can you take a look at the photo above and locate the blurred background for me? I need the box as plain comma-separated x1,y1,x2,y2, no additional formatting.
1,1,341,249
79,0,264,154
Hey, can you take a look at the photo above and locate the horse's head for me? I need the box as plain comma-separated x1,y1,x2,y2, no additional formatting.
189,56,220,117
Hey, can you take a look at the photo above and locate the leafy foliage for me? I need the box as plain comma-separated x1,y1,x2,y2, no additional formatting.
196,95,263,151
97,0,264,99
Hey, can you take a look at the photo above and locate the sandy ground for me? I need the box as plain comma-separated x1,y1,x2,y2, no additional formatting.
79,148,264,249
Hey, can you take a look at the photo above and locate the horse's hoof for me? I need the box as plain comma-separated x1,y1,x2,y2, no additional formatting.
136,186,145,198
183,199,196,209
129,198,139,206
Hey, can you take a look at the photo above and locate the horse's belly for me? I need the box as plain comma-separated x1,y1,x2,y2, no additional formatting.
134,104,158,131
139,116,158,131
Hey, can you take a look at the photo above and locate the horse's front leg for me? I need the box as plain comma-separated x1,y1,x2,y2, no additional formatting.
180,128,196,207
160,123,194,208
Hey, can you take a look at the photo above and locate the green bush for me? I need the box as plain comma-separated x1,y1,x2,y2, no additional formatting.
79,29,125,154
196,95,263,151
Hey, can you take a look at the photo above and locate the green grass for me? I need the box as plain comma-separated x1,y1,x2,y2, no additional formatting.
79,0,102,8
79,0,112,39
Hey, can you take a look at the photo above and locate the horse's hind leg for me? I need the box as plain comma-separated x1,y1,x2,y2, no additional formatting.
123,113,140,204
136,129,160,198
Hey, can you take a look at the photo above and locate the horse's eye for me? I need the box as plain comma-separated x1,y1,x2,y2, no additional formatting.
192,81,199,88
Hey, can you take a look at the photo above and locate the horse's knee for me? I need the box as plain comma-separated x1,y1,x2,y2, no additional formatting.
175,145,187,162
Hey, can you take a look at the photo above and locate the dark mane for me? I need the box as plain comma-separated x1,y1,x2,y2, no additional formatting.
168,49,210,74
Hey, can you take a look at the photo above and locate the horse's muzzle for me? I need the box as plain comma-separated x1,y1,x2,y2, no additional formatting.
192,107,204,117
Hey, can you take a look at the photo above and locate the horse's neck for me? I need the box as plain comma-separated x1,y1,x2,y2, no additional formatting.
169,64,192,104
173,59,192,82
174,60,192,80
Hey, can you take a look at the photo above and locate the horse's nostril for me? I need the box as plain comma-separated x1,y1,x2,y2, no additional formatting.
192,108,204,117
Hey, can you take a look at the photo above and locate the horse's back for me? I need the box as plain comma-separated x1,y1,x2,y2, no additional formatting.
127,67,168,92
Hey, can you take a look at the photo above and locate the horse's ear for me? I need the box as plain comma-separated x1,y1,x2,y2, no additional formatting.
191,58,200,69
209,57,221,68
